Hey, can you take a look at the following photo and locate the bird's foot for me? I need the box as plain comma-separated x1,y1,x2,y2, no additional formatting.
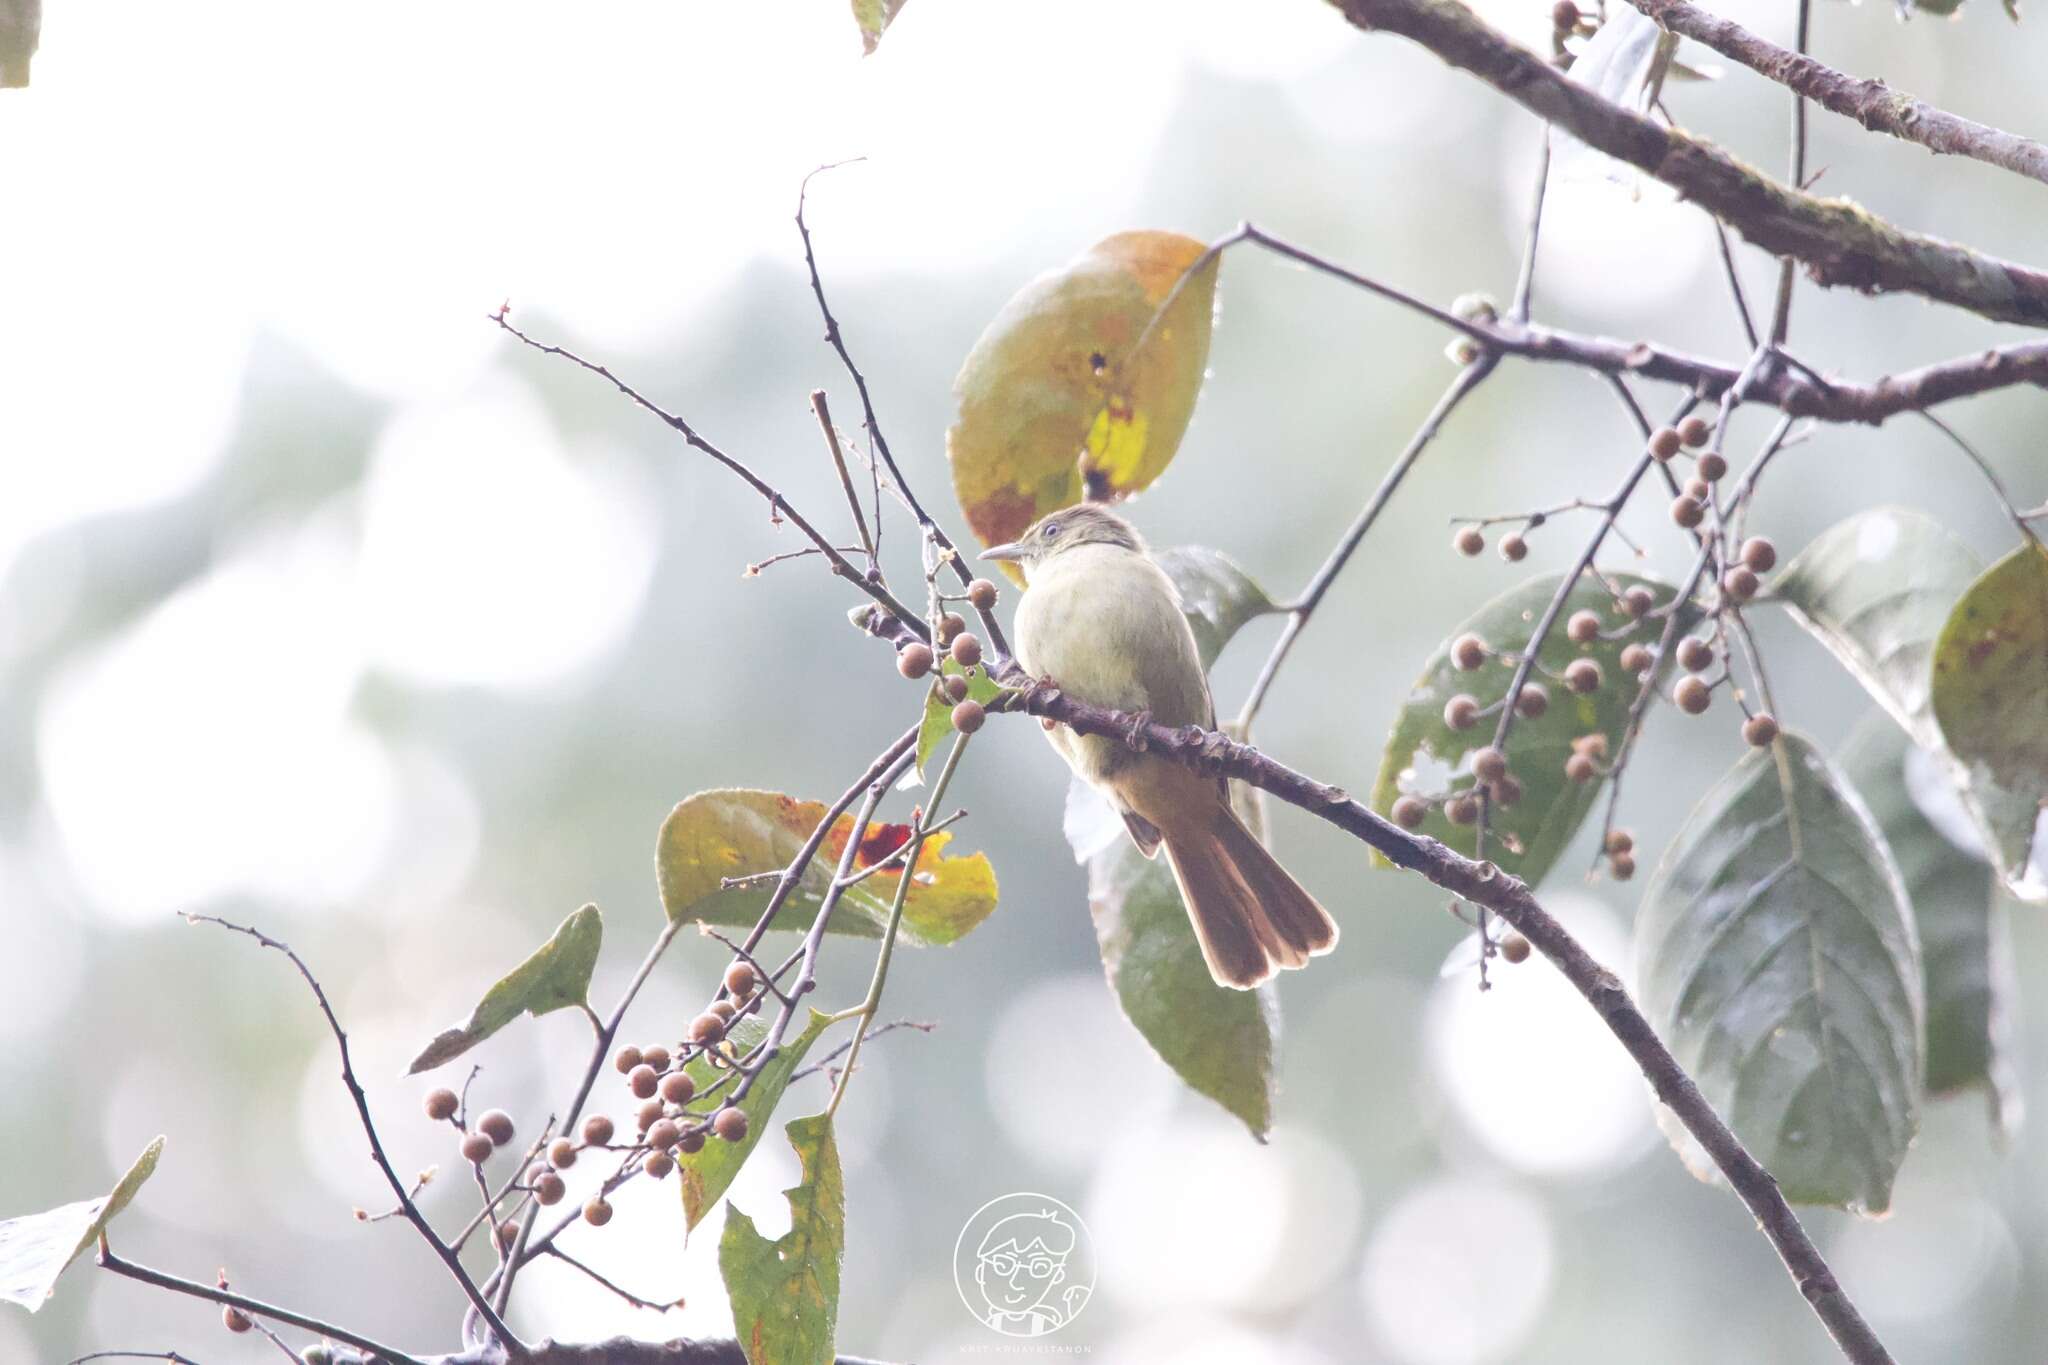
1121,708,1154,753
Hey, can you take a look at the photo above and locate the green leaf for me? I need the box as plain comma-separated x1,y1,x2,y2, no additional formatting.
407,905,603,1074
1,1136,164,1310
681,1010,833,1233
850,0,908,54
720,1113,844,1365
658,790,997,947
1773,507,1982,750
949,231,1217,573
1841,713,2020,1132
1076,547,1281,1138
1370,572,1698,887
916,660,1005,778
1637,733,1923,1213
1932,536,2048,831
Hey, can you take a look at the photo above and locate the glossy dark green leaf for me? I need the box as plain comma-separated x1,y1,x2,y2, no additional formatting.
1076,548,1280,1138
1773,508,1982,750
1370,572,1697,888
658,791,996,947
1841,713,2019,1132
720,1113,843,1365
408,905,602,1073
1637,732,1923,1212
680,1010,832,1234
0,1136,163,1310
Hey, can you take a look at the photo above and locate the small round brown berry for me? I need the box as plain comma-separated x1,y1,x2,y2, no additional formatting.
708,999,737,1024
951,699,986,734
460,1133,495,1164
582,1115,615,1147
1454,526,1486,557
1675,674,1712,715
1619,643,1652,675
1498,533,1528,563
1490,774,1524,808
1445,794,1480,826
1622,585,1655,619
950,633,983,668
647,1117,681,1150
628,1064,660,1099
1513,683,1549,719
583,1198,613,1227
1743,712,1781,747
661,1071,697,1105
424,1088,459,1122
640,1045,672,1073
1684,477,1712,502
1444,694,1481,731
535,1171,566,1206
1564,752,1596,783
548,1137,577,1169
1606,829,1635,855
1740,536,1778,573
1392,796,1429,829
968,578,999,611
1552,0,1580,28
477,1110,515,1146
1501,933,1532,964
497,1221,521,1252
897,642,934,680
724,961,759,997
678,1129,707,1155
937,613,966,645
713,1107,750,1143
645,1150,675,1179
1676,636,1714,672
636,1098,666,1131
1472,747,1508,784
1451,633,1487,671
1677,415,1712,448
1647,427,1682,461
688,1013,726,1045
1670,495,1704,529
1573,732,1610,761
1697,452,1728,482
613,1045,643,1075
1566,610,1601,644
1610,851,1637,881
943,674,970,703
1565,658,1603,694
224,1305,253,1334
1722,566,1759,603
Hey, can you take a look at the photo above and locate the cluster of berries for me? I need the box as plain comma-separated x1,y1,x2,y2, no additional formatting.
896,577,1000,734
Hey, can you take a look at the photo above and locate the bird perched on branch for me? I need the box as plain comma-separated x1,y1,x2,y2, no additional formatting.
981,504,1337,988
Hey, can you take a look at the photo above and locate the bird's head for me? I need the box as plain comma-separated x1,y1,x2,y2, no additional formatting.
979,504,1145,580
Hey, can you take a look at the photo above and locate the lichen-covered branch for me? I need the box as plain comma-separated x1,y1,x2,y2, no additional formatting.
1331,0,2048,327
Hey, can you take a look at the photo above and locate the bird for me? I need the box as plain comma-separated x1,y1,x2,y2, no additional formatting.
980,504,1338,989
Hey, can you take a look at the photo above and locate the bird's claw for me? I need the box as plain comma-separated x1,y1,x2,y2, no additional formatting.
1122,708,1154,753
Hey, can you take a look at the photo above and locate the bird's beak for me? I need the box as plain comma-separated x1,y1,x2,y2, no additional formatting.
979,542,1025,564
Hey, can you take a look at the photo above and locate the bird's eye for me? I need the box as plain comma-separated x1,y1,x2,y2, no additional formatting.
1041,521,1061,539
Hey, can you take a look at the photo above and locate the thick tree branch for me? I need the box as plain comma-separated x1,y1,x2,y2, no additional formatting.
1625,0,2048,188
311,1341,897,1365
987,681,1893,1365
1331,0,2048,326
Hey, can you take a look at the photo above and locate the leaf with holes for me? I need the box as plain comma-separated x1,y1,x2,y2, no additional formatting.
949,231,1217,577
1370,572,1698,887
658,790,996,946
0,1136,164,1309
1842,713,2019,1132
408,905,602,1073
679,1010,833,1234
1637,733,1923,1212
720,1113,844,1365
1077,547,1281,1138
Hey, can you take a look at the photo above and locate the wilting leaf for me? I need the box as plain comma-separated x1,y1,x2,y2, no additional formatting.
1773,507,1982,750
949,231,1217,573
1077,547,1281,1138
1932,536,2048,822
1370,572,1698,888
916,660,1005,778
1553,7,1677,187
850,0,907,53
1842,713,2020,1132
1637,733,1923,1212
680,1010,833,1234
0,1136,163,1310
408,905,603,1073
658,790,996,947
720,1113,844,1365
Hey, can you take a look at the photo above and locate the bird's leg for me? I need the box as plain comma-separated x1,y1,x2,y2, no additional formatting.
1121,708,1154,753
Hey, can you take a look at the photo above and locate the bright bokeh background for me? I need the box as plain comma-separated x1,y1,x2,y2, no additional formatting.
3,2,2046,1362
